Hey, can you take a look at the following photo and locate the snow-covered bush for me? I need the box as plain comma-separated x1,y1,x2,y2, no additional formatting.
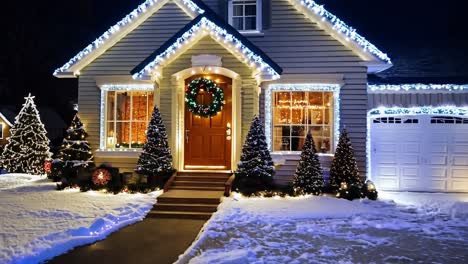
234,116,275,195
292,132,324,195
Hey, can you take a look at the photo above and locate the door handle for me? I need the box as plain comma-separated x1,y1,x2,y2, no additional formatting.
226,123,231,140
185,130,190,143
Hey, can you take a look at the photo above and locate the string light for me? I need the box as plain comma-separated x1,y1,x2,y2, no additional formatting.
368,84,468,93
293,0,391,64
132,16,281,81
265,84,341,152
53,0,205,76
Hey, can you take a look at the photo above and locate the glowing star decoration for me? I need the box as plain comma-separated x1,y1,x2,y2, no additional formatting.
53,0,205,76
265,84,341,152
99,84,154,150
132,17,281,81
293,0,391,64
368,84,468,93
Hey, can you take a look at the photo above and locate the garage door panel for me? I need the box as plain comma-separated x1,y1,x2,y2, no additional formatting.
403,143,420,153
429,156,448,165
427,180,447,191
453,133,468,143
450,180,468,191
453,156,468,166
453,144,468,154
452,168,468,178
427,167,448,178
431,134,449,143
377,178,399,190
400,155,420,165
401,167,419,178
376,154,397,164
376,166,398,177
430,144,448,153
400,178,419,190
377,143,397,152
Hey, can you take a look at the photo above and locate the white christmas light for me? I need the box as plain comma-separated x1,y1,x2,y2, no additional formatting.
54,0,205,76
294,0,391,64
132,17,281,81
99,84,155,150
368,84,468,93
265,84,341,152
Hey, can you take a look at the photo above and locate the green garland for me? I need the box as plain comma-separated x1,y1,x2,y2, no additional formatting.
185,78,225,118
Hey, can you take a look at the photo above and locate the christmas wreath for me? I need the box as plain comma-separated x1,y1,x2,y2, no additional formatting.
92,169,112,186
185,78,225,118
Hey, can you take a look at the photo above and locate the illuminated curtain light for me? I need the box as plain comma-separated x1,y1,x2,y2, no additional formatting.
132,17,281,81
99,84,155,150
294,0,391,64
53,0,205,76
265,84,341,152
366,105,468,181
368,84,468,93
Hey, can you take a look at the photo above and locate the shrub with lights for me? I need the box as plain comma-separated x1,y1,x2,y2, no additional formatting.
1,94,51,175
330,128,378,200
135,106,175,186
292,132,324,196
53,113,95,186
234,116,275,195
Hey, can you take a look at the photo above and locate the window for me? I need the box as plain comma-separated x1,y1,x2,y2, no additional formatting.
0,123,3,139
272,91,335,153
431,116,468,124
229,0,261,32
105,91,154,149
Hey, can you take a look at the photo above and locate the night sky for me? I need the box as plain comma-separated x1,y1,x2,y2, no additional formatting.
2,0,467,119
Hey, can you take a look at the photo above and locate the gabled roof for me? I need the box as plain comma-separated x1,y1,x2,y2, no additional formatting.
53,0,208,78
288,0,392,72
0,111,13,127
131,14,282,81
54,0,392,78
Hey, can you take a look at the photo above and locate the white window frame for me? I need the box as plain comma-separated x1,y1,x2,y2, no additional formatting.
265,84,341,155
228,0,262,33
99,84,155,150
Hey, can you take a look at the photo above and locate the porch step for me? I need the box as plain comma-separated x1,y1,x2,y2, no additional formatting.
176,172,232,177
171,186,225,191
157,190,223,204
154,203,218,213
147,210,213,220
175,176,229,182
173,180,225,187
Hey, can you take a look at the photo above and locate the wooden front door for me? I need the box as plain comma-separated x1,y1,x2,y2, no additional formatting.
184,75,232,170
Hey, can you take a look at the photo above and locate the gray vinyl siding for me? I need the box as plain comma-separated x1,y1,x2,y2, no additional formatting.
77,2,192,168
369,92,468,109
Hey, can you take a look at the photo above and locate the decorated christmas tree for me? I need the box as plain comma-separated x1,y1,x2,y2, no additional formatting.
234,116,275,194
329,128,362,192
1,94,51,174
292,132,324,195
57,113,93,168
135,106,174,179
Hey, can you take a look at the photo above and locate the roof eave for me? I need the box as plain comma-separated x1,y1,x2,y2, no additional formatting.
363,61,393,74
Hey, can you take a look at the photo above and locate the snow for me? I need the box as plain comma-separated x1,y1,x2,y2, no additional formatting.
0,174,161,264
178,192,468,264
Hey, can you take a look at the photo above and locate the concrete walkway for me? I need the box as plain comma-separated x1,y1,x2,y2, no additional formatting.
48,218,205,264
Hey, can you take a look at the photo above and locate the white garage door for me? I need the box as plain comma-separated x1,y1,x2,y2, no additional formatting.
371,115,468,192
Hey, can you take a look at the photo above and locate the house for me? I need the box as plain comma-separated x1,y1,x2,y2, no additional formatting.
0,110,13,147
54,0,468,192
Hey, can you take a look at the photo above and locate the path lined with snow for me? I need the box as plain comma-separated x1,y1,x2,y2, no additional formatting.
0,174,160,264
178,192,468,264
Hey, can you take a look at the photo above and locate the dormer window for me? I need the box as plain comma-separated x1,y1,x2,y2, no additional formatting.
228,0,262,32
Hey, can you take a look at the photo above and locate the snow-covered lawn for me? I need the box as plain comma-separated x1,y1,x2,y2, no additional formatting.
178,192,468,264
0,174,161,264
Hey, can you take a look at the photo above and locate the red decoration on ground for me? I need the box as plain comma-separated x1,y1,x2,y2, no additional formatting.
92,169,112,186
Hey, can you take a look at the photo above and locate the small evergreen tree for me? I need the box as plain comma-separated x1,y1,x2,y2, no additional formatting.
292,132,323,195
1,94,51,174
234,116,275,194
329,128,362,192
135,106,174,179
57,113,93,168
